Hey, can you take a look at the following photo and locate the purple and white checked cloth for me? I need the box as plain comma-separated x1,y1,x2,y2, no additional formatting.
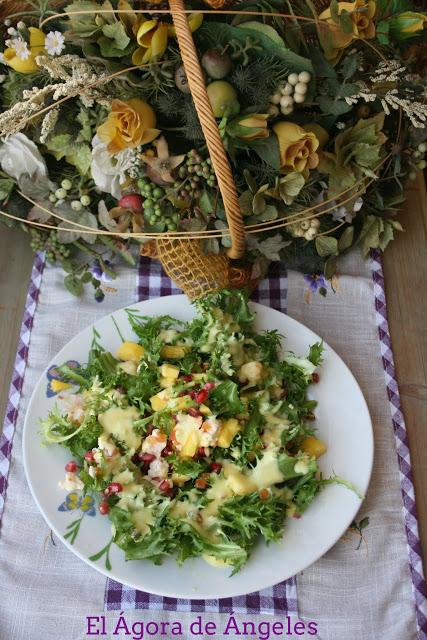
0,249,425,640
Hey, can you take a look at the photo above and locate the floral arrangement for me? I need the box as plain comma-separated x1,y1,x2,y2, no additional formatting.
0,0,425,299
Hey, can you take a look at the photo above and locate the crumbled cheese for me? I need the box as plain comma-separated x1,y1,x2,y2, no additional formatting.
58,472,84,492
61,393,85,424
174,414,203,451
238,361,264,385
147,458,169,479
159,329,178,344
117,360,138,376
98,433,116,457
199,417,221,448
294,457,310,475
141,429,167,457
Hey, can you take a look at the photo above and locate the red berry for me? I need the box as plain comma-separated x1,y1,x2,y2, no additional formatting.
210,462,222,474
197,447,207,458
161,444,173,457
104,482,123,496
182,374,193,382
204,382,216,391
65,460,78,473
84,451,95,463
159,479,170,492
188,407,202,418
189,390,197,400
99,500,110,515
118,194,143,211
140,453,156,463
311,372,320,383
195,389,208,404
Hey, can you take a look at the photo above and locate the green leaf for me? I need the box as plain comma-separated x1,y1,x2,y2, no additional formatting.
209,381,243,418
338,226,354,252
102,22,130,50
236,21,286,47
64,274,84,296
318,96,353,116
251,136,281,169
358,215,382,256
330,0,340,23
199,190,215,215
339,9,354,34
324,255,338,280
315,236,338,258
65,1,101,36
376,19,390,44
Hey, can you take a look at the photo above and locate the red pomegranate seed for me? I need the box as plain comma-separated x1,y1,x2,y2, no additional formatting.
99,500,110,515
145,425,154,435
204,382,216,391
188,407,202,418
165,488,176,498
210,462,222,474
189,390,197,400
161,444,173,457
311,372,320,383
104,482,123,496
195,389,208,404
65,460,78,473
159,479,170,492
178,390,188,397
197,447,207,458
84,451,95,463
182,374,193,382
140,453,156,463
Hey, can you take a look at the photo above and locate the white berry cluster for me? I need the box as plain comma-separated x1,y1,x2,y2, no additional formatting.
288,216,320,241
268,71,311,117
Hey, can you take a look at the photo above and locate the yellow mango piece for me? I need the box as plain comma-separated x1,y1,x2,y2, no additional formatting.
180,430,200,458
150,390,169,411
159,376,175,389
51,380,71,393
199,404,211,416
172,472,191,486
217,418,241,448
160,363,180,379
116,341,144,362
300,436,327,459
161,345,190,359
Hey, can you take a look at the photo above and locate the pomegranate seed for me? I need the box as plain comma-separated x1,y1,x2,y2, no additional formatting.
104,482,123,496
159,479,170,492
195,477,208,489
161,444,173,457
140,453,156,463
151,476,160,482
115,386,125,394
204,382,216,391
84,451,95,463
182,374,193,382
210,462,222,474
197,447,207,458
188,407,202,418
311,372,320,383
65,460,78,473
259,488,270,500
165,487,176,498
189,390,197,400
99,500,110,515
178,390,188,397
145,425,154,435
195,389,208,404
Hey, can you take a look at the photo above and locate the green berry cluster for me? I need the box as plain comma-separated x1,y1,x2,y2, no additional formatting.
29,228,70,263
408,142,427,181
49,179,92,211
174,150,216,200
137,178,180,231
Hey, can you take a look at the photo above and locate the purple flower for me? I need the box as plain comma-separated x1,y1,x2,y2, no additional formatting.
89,259,113,284
304,273,327,292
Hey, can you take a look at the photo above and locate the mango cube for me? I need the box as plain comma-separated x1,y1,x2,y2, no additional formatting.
150,390,169,411
217,418,241,448
161,345,189,359
172,472,191,486
199,404,211,416
227,471,256,496
116,341,144,362
180,430,200,458
300,436,327,459
160,363,180,380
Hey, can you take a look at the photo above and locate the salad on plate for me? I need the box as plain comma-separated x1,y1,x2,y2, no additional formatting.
41,290,351,574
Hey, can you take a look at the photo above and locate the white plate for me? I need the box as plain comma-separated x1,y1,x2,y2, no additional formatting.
23,295,373,599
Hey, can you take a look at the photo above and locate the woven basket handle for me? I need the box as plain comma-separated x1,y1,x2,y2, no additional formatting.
168,0,246,259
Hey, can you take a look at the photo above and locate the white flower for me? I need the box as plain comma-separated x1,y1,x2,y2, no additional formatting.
332,197,364,223
11,37,30,60
0,53,5,64
0,132,48,184
45,31,65,56
91,136,135,199
336,121,346,130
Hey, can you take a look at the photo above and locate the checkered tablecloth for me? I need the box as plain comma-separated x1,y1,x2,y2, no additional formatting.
0,250,425,640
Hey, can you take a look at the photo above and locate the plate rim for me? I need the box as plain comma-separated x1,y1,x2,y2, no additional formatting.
23,294,374,599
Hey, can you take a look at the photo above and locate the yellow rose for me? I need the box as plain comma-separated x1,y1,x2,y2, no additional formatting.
273,122,319,175
319,0,376,61
231,114,270,140
389,11,427,39
132,14,203,65
3,27,45,74
97,99,160,155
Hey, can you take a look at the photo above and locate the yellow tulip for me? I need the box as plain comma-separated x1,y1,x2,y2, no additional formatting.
273,121,319,175
97,98,160,154
319,0,376,62
390,11,427,38
132,13,203,65
3,27,45,74
232,114,270,140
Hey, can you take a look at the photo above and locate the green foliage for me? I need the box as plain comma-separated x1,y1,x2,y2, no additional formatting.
209,381,244,417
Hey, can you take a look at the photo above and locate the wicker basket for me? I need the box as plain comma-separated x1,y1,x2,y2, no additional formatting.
0,0,255,299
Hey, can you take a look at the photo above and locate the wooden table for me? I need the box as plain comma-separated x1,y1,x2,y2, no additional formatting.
1,174,426,572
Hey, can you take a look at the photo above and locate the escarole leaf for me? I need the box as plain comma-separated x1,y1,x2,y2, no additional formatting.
209,381,243,417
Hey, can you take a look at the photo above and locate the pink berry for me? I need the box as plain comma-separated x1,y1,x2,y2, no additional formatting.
84,451,95,463
99,500,110,515
195,389,208,404
65,460,78,473
118,194,143,211
159,479,170,492
104,482,123,496
204,382,216,391
210,462,222,474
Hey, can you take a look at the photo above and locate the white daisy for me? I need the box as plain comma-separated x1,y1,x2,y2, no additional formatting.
45,31,65,56
11,37,30,60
